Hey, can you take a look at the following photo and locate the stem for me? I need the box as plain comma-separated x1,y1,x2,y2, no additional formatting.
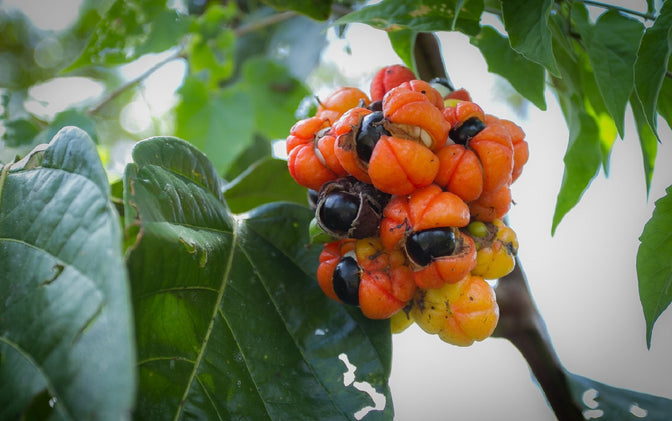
492,257,584,420
413,33,447,82
88,49,185,116
573,0,656,20
233,10,297,37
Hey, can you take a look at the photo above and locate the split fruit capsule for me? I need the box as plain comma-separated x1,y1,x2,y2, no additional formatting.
316,238,416,320
379,184,477,289
411,274,499,346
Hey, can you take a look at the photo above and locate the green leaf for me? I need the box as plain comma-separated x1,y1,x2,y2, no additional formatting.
572,9,644,138
634,0,672,133
637,185,672,348
550,38,605,234
631,92,658,195
656,59,672,132
175,76,256,175
567,370,672,418
223,156,309,213
388,29,417,74
0,126,135,420
1,118,41,148
67,0,189,70
551,106,602,235
187,4,237,87
500,0,559,76
336,0,484,36
470,25,547,110
238,57,311,141
187,28,236,88
124,136,393,420
261,0,333,21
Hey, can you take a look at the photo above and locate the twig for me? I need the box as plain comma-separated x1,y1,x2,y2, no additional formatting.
87,10,299,116
87,49,185,116
492,257,584,420
575,0,656,20
233,10,297,37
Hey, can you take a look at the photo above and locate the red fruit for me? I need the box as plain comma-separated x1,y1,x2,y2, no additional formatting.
367,135,439,196
316,87,371,124
370,64,416,101
383,86,450,150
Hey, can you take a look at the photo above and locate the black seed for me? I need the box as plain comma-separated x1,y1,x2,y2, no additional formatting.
405,228,457,266
449,116,485,145
318,191,360,235
356,111,389,162
333,256,360,305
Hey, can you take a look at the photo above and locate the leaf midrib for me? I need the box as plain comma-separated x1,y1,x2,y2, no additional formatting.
172,219,239,421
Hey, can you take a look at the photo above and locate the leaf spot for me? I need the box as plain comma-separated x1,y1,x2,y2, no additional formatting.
582,388,599,409
41,263,64,286
583,409,604,419
630,403,648,418
338,353,386,420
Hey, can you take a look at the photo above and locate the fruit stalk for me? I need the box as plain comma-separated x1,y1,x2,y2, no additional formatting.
492,257,583,420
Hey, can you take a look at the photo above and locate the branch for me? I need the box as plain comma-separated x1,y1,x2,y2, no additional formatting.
87,10,300,116
575,0,656,21
87,49,185,116
413,33,447,81
492,257,584,420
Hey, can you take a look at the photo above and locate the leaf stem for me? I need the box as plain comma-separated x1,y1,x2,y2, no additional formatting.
574,0,656,20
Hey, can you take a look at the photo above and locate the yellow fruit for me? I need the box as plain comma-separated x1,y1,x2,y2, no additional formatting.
411,275,499,346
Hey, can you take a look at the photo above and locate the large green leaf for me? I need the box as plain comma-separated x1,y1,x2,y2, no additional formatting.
0,126,135,420
567,371,672,419
67,0,190,70
572,9,644,138
634,0,672,134
550,40,604,234
125,137,393,420
500,0,559,76
336,0,484,36
470,25,547,110
637,185,672,348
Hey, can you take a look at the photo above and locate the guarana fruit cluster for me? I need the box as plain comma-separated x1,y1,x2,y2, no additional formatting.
286,64,528,346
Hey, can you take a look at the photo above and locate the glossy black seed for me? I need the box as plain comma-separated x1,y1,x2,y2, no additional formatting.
405,228,457,267
449,116,485,145
333,256,360,305
318,191,360,235
356,111,389,162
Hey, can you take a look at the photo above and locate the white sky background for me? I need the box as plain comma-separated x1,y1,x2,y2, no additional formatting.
4,1,672,419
